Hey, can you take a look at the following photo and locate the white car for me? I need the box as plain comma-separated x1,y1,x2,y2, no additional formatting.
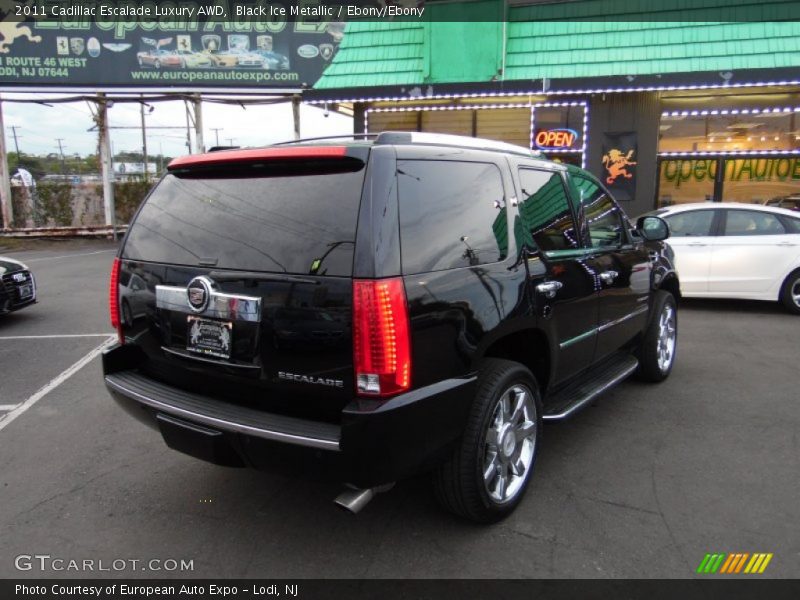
648,203,800,314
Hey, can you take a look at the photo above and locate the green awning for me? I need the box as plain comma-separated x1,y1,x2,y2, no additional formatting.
314,0,800,90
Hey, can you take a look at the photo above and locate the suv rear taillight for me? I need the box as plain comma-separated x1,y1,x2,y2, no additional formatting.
353,278,411,397
109,257,123,344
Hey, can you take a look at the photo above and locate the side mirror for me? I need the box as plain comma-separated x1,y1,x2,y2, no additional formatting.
636,215,670,241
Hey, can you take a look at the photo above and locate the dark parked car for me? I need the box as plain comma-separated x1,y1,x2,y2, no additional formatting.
103,132,680,522
764,195,800,212
0,256,36,314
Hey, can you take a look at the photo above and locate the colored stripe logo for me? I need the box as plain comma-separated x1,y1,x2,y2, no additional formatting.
696,553,773,574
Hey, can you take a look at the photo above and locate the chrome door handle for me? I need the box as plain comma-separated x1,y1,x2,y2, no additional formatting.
687,242,708,247
776,241,797,247
535,281,563,298
599,270,618,284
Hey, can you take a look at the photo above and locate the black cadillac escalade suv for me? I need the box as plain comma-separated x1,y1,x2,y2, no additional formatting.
103,132,680,522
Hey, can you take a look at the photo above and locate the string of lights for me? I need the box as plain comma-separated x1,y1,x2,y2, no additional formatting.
305,78,800,106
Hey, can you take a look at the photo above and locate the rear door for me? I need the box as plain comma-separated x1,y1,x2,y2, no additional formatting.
709,208,798,295
568,173,650,360
118,148,369,421
513,165,598,385
661,208,718,294
395,154,519,388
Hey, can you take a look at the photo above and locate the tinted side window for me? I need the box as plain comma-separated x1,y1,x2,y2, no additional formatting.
572,175,626,248
663,210,715,237
398,160,507,274
517,169,578,252
724,210,786,236
780,215,800,233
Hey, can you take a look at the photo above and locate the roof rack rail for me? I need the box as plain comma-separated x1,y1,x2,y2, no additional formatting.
374,131,542,158
208,145,240,152
272,133,379,146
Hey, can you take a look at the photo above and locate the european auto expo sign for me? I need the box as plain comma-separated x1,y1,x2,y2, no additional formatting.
0,0,363,89
661,157,800,188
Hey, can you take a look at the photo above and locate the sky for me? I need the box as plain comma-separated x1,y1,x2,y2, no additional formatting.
1,93,353,161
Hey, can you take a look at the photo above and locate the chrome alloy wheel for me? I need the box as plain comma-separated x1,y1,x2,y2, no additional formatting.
657,304,676,373
792,278,800,309
483,384,537,504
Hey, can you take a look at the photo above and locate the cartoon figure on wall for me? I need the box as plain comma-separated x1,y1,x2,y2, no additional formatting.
602,149,637,185
602,133,638,201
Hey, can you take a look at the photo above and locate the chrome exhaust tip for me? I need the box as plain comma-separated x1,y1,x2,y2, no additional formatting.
334,483,394,514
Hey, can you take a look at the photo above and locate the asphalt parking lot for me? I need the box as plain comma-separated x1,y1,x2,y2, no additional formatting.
0,239,797,579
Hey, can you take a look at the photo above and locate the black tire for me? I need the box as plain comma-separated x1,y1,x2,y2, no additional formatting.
154,60,161,69
433,358,543,523
636,290,677,383
779,269,800,315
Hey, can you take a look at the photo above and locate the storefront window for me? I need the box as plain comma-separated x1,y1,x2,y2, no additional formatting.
659,108,800,153
367,106,533,149
658,157,800,206
421,110,473,136
658,107,800,206
658,159,716,206
721,158,800,204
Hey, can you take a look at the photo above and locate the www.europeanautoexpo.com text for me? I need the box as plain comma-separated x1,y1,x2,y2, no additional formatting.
15,583,300,598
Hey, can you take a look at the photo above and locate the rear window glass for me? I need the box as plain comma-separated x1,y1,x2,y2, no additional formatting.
781,215,800,233
724,209,786,236
123,165,365,276
397,160,508,274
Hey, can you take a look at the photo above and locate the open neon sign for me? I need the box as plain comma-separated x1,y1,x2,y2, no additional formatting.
535,128,579,150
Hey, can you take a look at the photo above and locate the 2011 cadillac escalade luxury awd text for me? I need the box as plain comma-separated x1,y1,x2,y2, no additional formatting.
103,132,680,522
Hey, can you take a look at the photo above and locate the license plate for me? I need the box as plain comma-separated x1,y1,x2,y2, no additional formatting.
186,316,233,359
18,283,33,299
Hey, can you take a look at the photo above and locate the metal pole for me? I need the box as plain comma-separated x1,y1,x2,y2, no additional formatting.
292,95,301,140
0,95,14,229
97,93,116,238
55,138,66,175
193,93,204,154
9,125,21,159
211,128,223,146
140,95,149,182
184,101,192,154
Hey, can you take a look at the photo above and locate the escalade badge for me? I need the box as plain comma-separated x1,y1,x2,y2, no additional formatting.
278,371,344,388
187,276,212,313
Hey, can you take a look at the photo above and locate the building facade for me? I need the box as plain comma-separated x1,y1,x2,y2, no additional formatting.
306,0,800,217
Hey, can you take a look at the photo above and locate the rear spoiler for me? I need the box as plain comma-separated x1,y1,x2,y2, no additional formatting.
167,146,353,171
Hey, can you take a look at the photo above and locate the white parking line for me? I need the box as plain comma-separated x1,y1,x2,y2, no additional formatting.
0,334,115,340
22,249,116,263
0,405,18,411
0,336,115,433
